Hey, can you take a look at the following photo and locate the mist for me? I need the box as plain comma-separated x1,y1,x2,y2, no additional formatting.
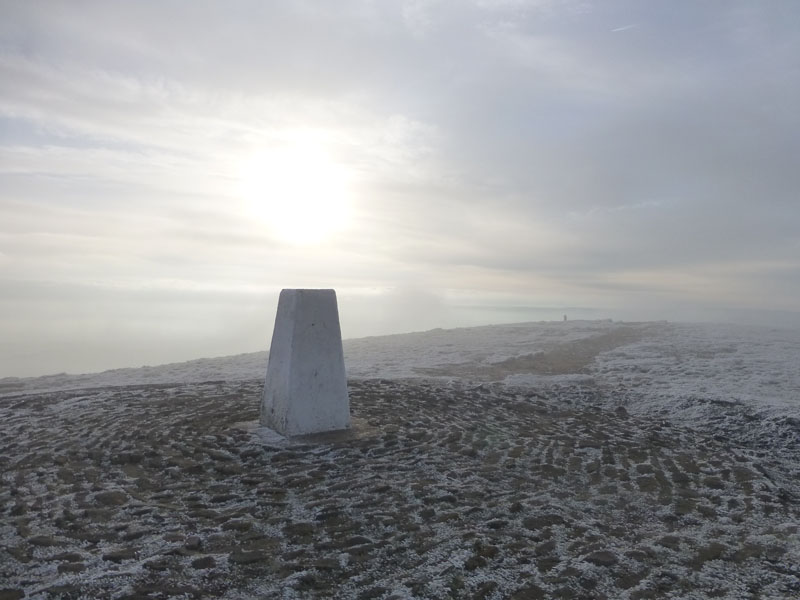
2,1,799,377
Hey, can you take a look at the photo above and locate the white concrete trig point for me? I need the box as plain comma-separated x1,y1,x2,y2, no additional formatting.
260,289,350,436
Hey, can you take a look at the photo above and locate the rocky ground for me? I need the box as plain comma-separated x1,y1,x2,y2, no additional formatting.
2,377,799,599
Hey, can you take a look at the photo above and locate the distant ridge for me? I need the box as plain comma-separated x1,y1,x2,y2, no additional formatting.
1,319,631,395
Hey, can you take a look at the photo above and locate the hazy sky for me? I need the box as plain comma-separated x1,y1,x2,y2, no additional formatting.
2,1,799,377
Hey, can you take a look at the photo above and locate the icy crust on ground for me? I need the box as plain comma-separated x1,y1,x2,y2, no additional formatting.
1,379,799,599
3,319,798,489
588,323,800,485
0,354,268,396
2,320,800,598
5,320,799,423
344,319,632,380
591,322,800,416
0,320,630,396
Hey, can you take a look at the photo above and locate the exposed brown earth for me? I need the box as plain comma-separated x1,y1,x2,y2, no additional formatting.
415,326,650,379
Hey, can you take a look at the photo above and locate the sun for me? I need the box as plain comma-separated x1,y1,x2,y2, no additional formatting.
239,143,352,244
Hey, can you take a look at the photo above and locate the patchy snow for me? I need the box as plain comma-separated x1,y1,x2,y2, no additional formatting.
2,319,799,599
1,320,626,395
591,321,800,417
7,320,798,426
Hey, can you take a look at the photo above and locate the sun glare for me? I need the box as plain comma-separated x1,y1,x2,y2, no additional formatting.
239,143,352,244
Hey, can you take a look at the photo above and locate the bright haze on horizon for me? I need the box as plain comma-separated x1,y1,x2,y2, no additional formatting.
1,1,799,377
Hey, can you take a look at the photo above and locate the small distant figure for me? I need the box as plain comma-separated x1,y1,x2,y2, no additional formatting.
563,314,567,322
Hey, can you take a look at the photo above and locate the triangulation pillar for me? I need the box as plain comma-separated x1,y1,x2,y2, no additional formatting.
260,289,350,436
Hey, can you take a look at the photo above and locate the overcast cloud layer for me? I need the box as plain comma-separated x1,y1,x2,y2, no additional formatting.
2,1,799,376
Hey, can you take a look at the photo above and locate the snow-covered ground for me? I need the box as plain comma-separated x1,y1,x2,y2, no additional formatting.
592,322,800,418
3,318,798,473
3,319,629,393
2,320,799,599
4,318,798,424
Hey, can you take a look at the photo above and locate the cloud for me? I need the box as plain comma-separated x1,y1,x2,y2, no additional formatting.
2,0,800,375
